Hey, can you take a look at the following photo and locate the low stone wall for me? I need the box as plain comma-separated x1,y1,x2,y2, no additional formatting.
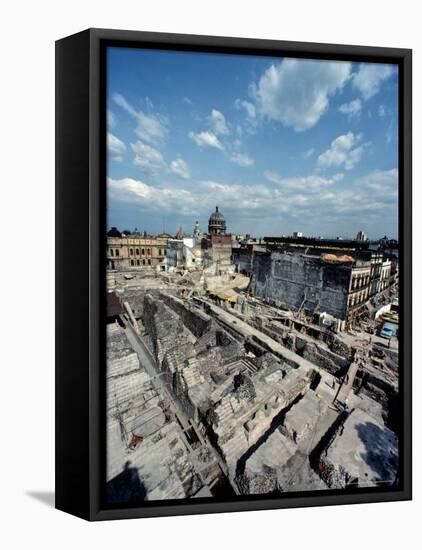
282,332,351,376
160,292,212,338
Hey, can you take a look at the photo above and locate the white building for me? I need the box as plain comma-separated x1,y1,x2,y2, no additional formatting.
182,237,197,269
164,237,200,271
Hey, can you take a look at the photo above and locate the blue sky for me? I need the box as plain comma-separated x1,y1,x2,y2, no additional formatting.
107,47,398,239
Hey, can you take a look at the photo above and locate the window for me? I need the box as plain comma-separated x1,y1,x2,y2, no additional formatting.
110,249,114,256
141,248,145,256
147,248,151,256
136,248,139,256
148,259,151,265
115,249,119,257
130,259,134,266
130,248,134,256
136,259,140,266
142,259,145,265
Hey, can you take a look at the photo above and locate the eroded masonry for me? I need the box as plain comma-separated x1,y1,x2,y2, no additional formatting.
106,208,399,502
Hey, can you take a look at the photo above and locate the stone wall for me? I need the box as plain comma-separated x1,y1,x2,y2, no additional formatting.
142,294,195,366
160,293,212,337
233,248,254,275
210,234,232,267
253,252,351,320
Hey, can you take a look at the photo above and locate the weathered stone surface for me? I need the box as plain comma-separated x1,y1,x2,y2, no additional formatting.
284,390,327,444
241,430,297,494
253,252,351,320
319,408,398,489
107,270,399,502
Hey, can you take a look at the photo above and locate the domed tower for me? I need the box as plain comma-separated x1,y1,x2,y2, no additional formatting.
175,226,185,240
193,221,202,241
208,206,226,235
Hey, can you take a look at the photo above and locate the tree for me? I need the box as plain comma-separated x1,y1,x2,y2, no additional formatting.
107,227,122,238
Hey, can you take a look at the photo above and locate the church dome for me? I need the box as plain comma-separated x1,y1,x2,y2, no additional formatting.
208,206,226,235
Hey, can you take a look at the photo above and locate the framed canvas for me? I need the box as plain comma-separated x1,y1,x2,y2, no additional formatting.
55,28,412,521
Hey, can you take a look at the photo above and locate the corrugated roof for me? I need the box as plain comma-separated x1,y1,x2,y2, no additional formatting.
209,288,239,303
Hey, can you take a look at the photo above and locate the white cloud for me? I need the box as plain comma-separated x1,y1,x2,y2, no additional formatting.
353,63,394,100
209,109,229,135
107,132,126,162
264,171,343,191
312,169,398,218
234,99,258,134
108,177,198,215
378,104,386,117
107,110,116,128
355,168,398,198
113,93,137,115
230,153,254,167
108,168,398,237
170,158,191,180
113,93,167,146
253,58,351,131
338,99,362,118
317,132,366,171
131,141,166,175
183,97,193,105
200,180,278,211
134,111,167,146
235,99,256,119
189,130,224,150
189,110,229,153
304,148,315,159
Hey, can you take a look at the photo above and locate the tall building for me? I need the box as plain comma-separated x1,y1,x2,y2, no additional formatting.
356,230,368,242
193,221,202,241
208,206,226,235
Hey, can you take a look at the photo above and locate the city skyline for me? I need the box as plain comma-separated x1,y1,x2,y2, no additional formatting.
107,47,399,239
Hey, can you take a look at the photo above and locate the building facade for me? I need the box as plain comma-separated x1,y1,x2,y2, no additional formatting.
106,234,171,270
252,251,354,323
164,237,199,271
238,236,396,329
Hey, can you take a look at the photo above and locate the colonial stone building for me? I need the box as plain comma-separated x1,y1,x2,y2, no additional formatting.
252,251,353,322
237,235,396,329
107,233,171,270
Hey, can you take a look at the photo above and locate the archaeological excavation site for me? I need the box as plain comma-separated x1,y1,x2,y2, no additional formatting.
106,209,400,503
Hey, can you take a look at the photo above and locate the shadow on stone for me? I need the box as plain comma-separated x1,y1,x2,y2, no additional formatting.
355,421,398,484
107,461,146,504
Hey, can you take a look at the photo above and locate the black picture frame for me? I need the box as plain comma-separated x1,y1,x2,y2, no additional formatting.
55,28,412,521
